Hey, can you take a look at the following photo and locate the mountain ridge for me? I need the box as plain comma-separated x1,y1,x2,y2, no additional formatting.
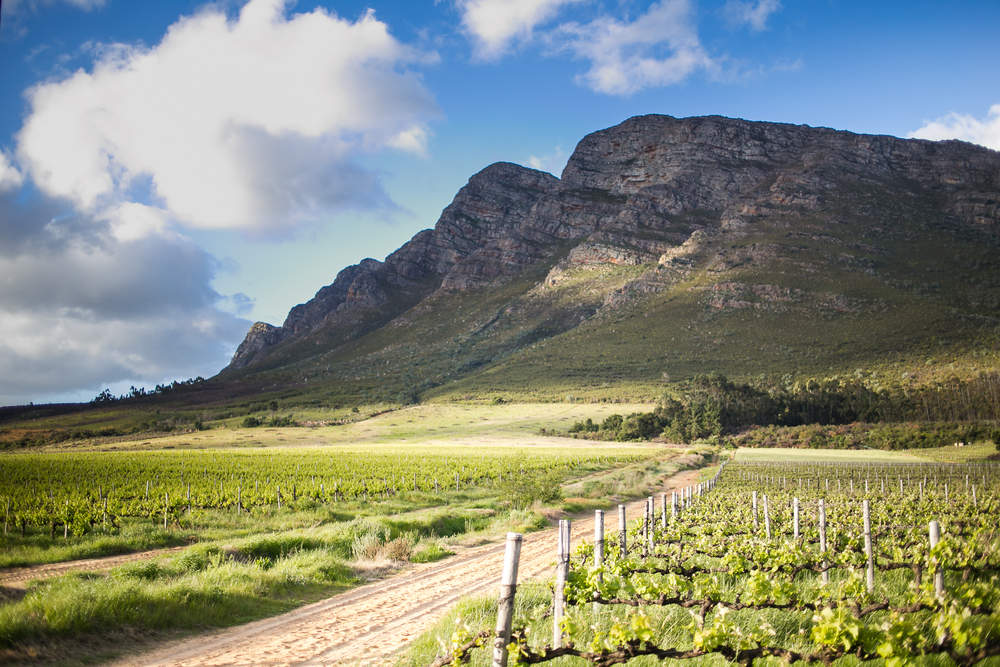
222,114,1000,400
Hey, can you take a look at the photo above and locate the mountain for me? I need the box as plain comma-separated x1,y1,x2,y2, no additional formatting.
220,114,1000,404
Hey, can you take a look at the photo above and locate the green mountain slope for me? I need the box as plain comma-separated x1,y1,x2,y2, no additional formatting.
217,115,1000,406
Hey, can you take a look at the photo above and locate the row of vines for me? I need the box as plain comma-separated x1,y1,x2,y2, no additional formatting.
445,457,1000,667
0,447,649,537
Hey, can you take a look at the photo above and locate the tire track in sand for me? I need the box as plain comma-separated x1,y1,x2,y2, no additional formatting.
120,468,701,667
0,546,189,589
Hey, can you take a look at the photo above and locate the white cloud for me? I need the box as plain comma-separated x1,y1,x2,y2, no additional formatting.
527,146,567,176
0,152,23,192
0,305,246,406
17,0,440,237
909,104,1000,151
554,0,716,95
458,0,584,61
722,0,781,32
0,194,250,405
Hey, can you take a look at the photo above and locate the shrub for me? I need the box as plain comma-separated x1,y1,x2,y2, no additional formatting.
600,414,624,431
497,469,564,508
173,544,225,572
568,418,598,433
410,543,454,564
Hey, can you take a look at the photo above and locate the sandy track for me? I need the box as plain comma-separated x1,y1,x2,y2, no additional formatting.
114,468,701,667
0,546,190,590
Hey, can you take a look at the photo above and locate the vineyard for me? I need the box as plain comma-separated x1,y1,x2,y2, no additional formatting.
434,455,1000,667
0,446,651,539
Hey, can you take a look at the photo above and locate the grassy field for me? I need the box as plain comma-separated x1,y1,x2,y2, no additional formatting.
732,447,933,463
0,408,703,666
909,440,998,462
38,402,657,452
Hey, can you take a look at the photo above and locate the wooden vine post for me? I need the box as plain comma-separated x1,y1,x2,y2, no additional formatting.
553,520,571,649
618,504,627,559
492,532,523,667
793,497,800,539
763,494,771,539
818,498,828,584
660,493,667,528
863,499,874,593
594,510,604,615
752,490,758,528
929,520,944,596
646,496,654,556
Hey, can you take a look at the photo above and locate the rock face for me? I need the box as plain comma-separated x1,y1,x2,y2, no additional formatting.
225,114,1000,372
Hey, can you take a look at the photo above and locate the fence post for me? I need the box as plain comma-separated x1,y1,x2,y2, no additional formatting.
819,498,828,584
553,520,571,648
929,520,944,597
641,499,648,557
793,497,800,539
660,493,667,529
647,496,654,556
594,510,604,615
863,499,874,594
618,504,627,559
492,533,522,667
763,494,771,539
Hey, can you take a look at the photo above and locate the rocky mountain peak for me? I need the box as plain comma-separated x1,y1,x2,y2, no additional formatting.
224,114,1000,375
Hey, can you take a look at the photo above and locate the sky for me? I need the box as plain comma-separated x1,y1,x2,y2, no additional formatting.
0,0,998,407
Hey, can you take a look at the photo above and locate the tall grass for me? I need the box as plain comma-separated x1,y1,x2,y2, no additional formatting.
0,547,354,648
0,524,186,569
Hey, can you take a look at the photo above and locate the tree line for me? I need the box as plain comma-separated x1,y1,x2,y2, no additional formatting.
568,371,1000,446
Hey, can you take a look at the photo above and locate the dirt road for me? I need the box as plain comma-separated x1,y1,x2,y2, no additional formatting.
110,468,701,667
0,546,190,591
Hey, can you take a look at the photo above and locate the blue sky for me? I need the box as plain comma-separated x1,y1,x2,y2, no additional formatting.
0,0,998,406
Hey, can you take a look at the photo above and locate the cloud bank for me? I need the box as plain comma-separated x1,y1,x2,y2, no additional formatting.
17,0,440,237
459,0,741,95
554,0,715,95
457,0,584,61
0,191,250,406
0,0,443,405
722,0,782,32
909,104,1000,151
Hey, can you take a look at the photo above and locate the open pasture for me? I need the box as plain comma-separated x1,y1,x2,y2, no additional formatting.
38,402,658,452
734,447,933,463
